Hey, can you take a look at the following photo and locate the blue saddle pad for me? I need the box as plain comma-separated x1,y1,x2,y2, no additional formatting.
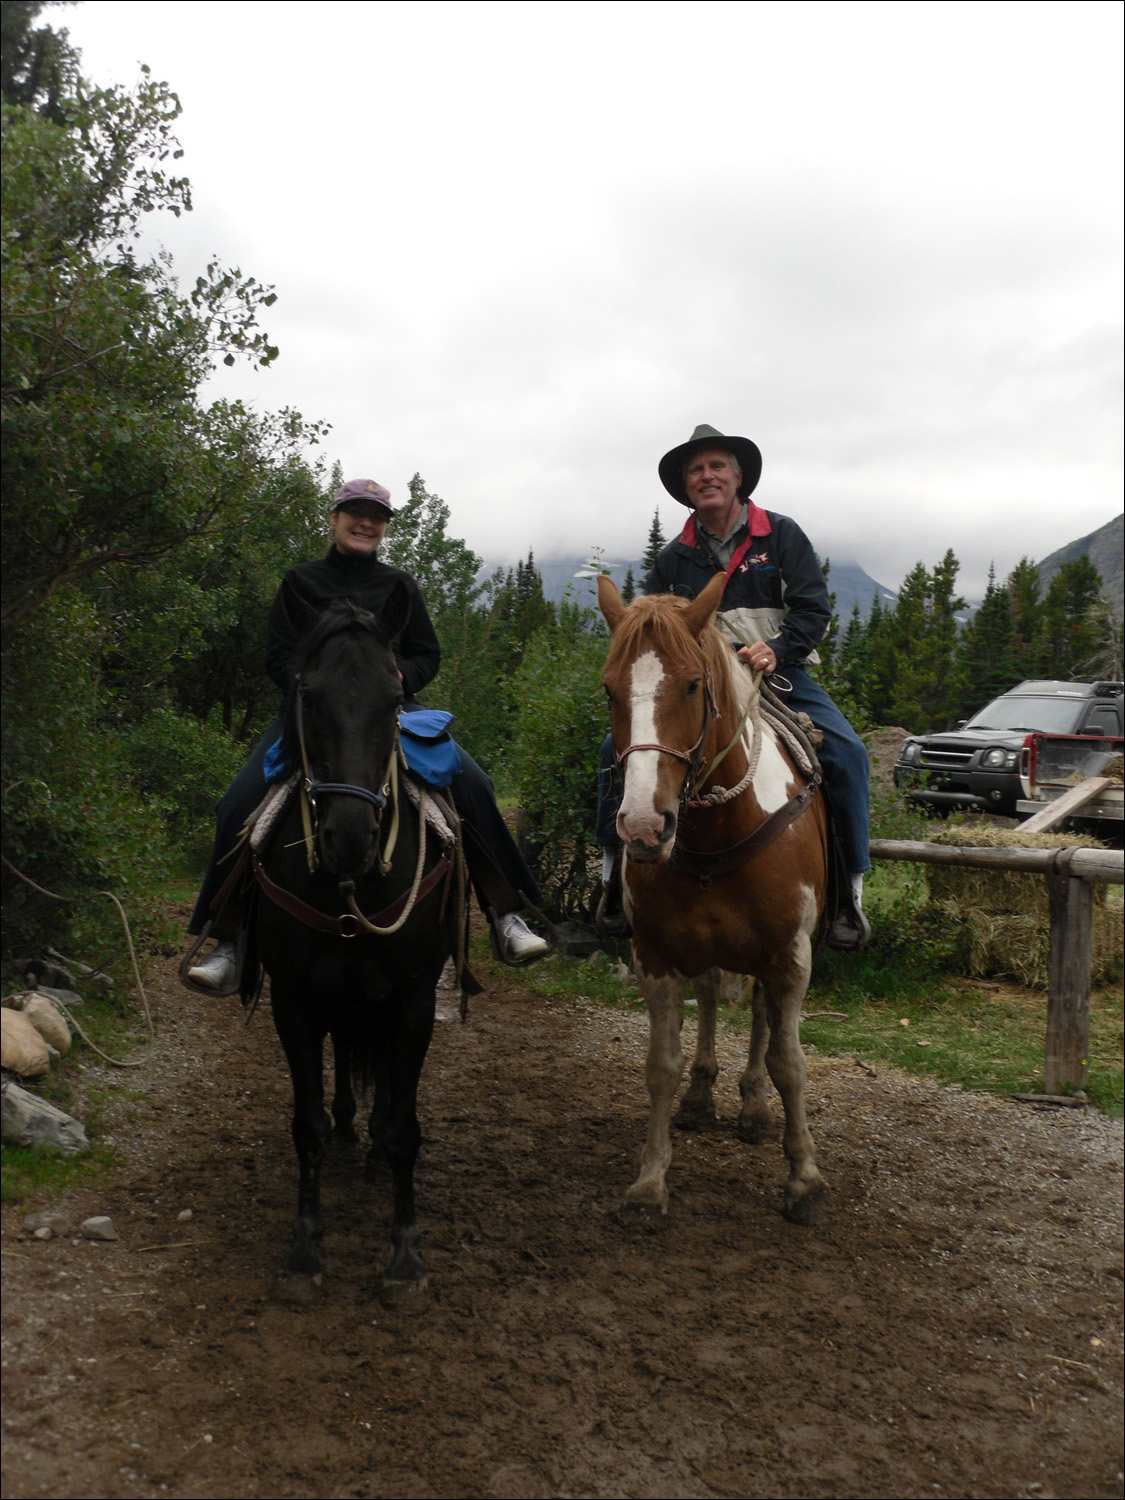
399,709,462,787
262,710,462,789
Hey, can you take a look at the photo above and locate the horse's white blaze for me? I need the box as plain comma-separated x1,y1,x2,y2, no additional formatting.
618,650,668,846
754,724,797,814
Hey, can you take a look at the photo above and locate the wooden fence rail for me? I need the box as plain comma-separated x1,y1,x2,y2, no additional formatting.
867,839,1124,1096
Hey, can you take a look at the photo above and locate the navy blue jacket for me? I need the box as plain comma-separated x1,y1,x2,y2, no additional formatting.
646,502,831,668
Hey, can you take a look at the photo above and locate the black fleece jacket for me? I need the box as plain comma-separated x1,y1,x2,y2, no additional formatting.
265,547,441,699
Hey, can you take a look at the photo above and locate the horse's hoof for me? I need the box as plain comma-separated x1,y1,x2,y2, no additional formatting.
379,1274,431,1313
736,1112,778,1145
783,1181,833,1226
274,1271,325,1304
674,1100,717,1131
620,1188,668,1220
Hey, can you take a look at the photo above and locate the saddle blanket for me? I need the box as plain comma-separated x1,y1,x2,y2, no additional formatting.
262,708,462,789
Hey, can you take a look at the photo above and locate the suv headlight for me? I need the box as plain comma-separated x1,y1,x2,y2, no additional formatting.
981,748,1014,769
900,742,922,765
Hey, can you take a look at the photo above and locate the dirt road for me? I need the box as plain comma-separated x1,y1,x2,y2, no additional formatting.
2,912,1122,1499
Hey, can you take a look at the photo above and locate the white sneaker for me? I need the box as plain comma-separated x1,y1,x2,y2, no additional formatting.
493,912,549,966
187,941,238,991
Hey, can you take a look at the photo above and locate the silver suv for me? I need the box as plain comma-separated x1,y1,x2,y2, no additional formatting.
893,680,1124,816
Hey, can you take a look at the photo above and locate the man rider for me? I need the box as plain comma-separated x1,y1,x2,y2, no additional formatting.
597,423,871,949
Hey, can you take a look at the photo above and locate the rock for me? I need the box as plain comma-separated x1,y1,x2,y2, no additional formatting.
33,1226,52,1240
1,1009,51,1077
21,959,76,991
25,1211,73,1237
1,1079,89,1154
552,921,605,958
177,1208,193,1223
32,985,86,1009
81,1216,118,1242
47,948,112,990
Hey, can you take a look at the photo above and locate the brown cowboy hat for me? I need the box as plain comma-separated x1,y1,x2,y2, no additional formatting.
658,423,763,506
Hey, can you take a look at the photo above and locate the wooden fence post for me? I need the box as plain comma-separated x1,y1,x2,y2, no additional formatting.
1044,850,1093,1096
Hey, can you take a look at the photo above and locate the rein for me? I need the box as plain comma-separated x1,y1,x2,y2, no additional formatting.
614,668,719,804
252,843,453,937
294,673,400,875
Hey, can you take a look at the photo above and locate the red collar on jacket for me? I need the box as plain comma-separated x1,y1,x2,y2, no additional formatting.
679,501,771,585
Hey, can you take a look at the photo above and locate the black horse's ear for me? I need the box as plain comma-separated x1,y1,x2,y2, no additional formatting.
378,578,414,642
280,577,324,642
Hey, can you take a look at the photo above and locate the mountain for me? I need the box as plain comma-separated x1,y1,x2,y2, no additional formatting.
489,554,897,620
1036,513,1123,619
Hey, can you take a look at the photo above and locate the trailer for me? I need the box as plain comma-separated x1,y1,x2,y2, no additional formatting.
1017,732,1124,836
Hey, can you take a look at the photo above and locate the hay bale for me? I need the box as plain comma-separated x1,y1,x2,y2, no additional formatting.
926,824,1121,986
926,824,1111,916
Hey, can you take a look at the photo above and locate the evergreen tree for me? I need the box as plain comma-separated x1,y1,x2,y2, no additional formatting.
640,509,667,576
621,567,636,606
922,548,967,724
864,592,897,724
1006,557,1042,676
1038,556,1104,679
956,563,1016,715
814,555,838,682
834,602,869,725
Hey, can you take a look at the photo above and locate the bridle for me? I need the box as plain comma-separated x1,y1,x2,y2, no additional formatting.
293,673,401,874
612,666,720,805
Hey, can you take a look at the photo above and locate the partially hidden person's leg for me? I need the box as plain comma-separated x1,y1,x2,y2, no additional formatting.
775,669,871,949
595,733,629,936
186,718,281,990
447,744,549,965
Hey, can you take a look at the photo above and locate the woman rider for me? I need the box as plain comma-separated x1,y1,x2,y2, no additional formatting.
186,478,548,990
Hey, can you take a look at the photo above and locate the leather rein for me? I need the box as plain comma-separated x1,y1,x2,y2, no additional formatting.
613,668,720,805
615,660,821,887
253,672,453,936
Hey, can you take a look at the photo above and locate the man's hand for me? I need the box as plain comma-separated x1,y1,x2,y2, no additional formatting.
737,644,777,675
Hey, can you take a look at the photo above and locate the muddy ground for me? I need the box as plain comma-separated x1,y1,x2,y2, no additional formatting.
1,904,1122,1500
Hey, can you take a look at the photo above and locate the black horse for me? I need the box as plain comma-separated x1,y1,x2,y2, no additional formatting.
243,589,460,1304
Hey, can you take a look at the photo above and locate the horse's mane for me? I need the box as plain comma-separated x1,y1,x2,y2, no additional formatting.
605,592,751,714
293,598,384,671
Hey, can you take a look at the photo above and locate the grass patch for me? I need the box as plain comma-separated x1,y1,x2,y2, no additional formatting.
800,970,1123,1116
479,858,1124,1118
0,1141,115,1206
1,992,151,1205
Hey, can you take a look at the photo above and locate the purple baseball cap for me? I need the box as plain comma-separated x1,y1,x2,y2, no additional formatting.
331,478,393,515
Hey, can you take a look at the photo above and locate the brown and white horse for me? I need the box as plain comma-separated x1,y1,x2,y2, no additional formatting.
598,572,832,1224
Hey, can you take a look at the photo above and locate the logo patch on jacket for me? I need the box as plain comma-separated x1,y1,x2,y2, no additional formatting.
738,550,773,572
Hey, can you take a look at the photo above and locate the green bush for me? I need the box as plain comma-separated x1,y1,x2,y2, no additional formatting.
509,606,608,921
118,700,247,867
1,594,175,972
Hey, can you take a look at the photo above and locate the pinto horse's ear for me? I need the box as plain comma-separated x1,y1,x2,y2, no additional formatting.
597,573,626,632
377,577,413,642
682,572,726,638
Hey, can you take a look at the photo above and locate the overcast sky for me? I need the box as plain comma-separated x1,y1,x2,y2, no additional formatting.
65,0,1122,599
